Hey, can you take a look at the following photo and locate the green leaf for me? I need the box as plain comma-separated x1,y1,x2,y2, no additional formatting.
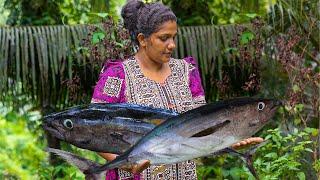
229,167,243,180
294,104,304,112
92,32,105,44
245,13,257,18
90,13,109,18
265,134,272,140
292,84,300,92
240,31,255,45
115,42,124,48
264,152,278,159
294,118,301,125
297,172,305,180
305,148,313,153
304,127,318,136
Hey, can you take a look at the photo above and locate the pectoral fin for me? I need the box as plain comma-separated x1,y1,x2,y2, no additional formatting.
191,120,231,137
46,148,103,179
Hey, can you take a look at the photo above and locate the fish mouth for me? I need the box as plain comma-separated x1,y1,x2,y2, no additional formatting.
42,123,65,141
269,100,282,113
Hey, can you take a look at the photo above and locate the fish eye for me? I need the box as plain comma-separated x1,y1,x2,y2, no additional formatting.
257,102,265,111
63,119,73,129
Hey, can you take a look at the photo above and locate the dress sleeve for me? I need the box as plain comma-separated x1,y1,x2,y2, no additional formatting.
184,56,207,107
91,60,126,103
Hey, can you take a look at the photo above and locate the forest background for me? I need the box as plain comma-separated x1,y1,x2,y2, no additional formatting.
0,0,319,179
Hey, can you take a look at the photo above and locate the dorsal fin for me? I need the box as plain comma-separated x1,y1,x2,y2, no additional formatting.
180,97,265,118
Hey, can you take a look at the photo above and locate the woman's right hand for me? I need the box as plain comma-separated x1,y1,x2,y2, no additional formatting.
98,152,150,174
120,160,151,174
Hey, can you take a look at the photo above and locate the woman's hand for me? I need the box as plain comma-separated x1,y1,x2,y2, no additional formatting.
231,137,264,150
120,160,151,174
98,152,118,161
98,152,150,174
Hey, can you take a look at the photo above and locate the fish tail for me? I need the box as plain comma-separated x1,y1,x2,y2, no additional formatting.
219,147,259,179
216,141,268,180
242,141,268,180
46,148,103,180
243,153,259,180
237,141,269,180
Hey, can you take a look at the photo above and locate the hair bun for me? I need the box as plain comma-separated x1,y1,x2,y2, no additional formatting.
121,0,144,35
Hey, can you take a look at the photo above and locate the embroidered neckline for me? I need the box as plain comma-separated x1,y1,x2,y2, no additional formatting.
130,56,173,85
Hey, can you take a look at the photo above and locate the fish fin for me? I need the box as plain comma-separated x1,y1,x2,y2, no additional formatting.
242,140,269,179
190,119,231,137
244,140,269,156
109,132,129,144
226,148,259,180
46,148,103,180
213,147,245,156
213,141,268,179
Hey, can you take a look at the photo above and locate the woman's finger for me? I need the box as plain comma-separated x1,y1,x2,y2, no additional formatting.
240,140,247,145
231,137,264,149
132,160,151,174
254,137,264,143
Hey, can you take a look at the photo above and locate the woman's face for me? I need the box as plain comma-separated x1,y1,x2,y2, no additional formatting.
143,20,178,64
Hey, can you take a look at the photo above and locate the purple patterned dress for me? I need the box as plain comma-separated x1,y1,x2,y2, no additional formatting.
92,56,206,180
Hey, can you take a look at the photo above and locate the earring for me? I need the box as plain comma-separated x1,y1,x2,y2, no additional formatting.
133,44,139,53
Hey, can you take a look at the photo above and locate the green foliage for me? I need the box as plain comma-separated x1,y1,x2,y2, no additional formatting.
197,127,318,179
0,98,105,179
2,0,125,25
0,0,10,25
240,31,255,45
0,103,48,179
82,17,133,68
4,0,64,25
0,117,43,179
59,0,92,25
163,0,269,25
92,31,106,44
254,128,317,179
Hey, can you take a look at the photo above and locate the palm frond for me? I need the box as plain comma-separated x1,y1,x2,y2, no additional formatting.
0,25,90,108
268,0,319,48
1,24,243,107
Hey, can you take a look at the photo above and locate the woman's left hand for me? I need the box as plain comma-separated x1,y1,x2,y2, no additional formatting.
231,137,264,150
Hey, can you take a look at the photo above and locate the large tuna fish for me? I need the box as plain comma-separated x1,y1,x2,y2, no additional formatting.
47,141,268,180
43,103,178,154
88,98,280,174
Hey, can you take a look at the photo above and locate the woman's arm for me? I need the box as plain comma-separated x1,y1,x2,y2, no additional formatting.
98,153,150,173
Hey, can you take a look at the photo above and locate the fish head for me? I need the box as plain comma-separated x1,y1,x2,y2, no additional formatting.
43,103,178,153
229,98,281,137
42,105,112,147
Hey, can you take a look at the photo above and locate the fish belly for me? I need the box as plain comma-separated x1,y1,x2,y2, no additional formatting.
144,135,240,165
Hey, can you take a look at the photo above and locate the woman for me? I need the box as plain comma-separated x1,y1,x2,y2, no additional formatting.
92,1,263,179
